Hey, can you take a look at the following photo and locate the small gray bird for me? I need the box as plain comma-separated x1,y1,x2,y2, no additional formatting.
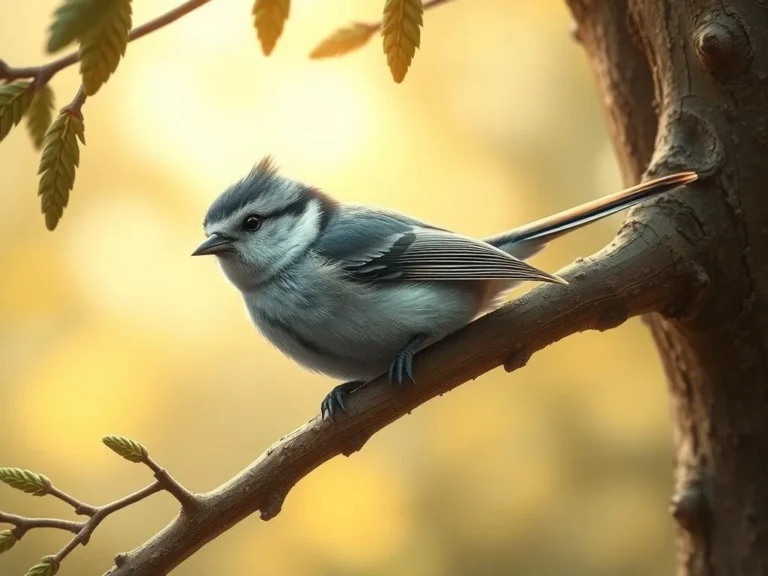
193,158,697,420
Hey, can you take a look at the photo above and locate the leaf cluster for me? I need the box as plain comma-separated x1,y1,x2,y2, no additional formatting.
2,0,447,229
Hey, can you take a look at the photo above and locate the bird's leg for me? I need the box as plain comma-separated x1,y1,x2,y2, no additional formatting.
321,334,428,421
321,380,365,421
388,334,428,386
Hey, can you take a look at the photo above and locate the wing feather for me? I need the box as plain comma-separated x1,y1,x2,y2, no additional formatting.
341,228,565,283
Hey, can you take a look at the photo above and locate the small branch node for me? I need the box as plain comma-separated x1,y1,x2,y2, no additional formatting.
341,432,371,456
695,15,751,79
145,458,198,508
504,343,532,372
48,486,97,516
595,305,629,331
113,553,128,567
33,63,56,91
62,87,87,118
570,22,583,45
75,503,97,516
670,475,708,533
260,491,288,521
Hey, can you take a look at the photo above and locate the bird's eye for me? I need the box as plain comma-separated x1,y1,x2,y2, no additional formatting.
243,215,262,231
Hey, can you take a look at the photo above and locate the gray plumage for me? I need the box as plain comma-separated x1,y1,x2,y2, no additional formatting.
193,158,698,418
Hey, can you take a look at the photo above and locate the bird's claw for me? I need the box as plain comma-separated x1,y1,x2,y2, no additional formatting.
320,381,362,422
388,348,415,386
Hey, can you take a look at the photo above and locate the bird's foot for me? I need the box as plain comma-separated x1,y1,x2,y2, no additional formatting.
388,334,427,386
321,380,364,422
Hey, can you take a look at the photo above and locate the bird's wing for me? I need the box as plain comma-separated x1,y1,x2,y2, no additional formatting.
314,207,565,283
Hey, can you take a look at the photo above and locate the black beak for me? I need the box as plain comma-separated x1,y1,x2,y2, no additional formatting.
192,233,234,256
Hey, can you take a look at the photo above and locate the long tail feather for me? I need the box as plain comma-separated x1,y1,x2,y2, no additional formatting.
487,171,698,259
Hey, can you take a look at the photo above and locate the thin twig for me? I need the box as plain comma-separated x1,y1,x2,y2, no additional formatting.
61,86,87,116
52,483,164,564
0,512,82,539
48,485,96,516
144,457,198,508
0,482,164,563
368,0,458,32
1,461,191,568
0,0,216,84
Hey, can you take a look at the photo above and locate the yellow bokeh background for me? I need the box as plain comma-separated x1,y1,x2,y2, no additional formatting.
0,1,675,574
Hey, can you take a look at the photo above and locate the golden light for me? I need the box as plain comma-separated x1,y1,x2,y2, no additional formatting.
118,55,376,202
261,65,374,175
286,455,411,569
12,323,166,467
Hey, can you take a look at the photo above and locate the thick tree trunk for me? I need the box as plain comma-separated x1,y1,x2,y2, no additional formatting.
566,1,768,574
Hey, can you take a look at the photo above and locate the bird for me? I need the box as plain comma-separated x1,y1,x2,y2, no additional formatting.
192,157,698,421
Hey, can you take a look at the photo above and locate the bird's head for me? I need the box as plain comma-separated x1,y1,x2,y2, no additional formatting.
193,157,337,291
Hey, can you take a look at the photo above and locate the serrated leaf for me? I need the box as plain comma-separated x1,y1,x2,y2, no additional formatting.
26,86,56,150
382,0,424,83
0,80,35,143
37,111,86,231
0,467,51,496
47,0,115,53
0,530,17,555
78,0,133,95
24,556,59,576
102,435,148,463
252,0,290,56
309,23,377,59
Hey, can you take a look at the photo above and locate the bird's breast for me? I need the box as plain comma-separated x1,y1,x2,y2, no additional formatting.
241,260,487,381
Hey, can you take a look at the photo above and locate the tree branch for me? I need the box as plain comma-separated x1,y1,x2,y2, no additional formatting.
47,485,97,516
0,439,200,573
106,197,709,575
0,0,216,85
0,513,82,539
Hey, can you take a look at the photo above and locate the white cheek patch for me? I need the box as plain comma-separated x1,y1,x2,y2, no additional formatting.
235,199,321,283
271,200,322,270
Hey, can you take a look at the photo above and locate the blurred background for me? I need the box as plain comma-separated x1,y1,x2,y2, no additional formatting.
0,1,675,574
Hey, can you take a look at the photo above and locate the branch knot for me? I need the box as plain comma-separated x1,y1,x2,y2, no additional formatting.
695,14,752,80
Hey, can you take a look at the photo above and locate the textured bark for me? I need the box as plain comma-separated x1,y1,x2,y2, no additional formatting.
567,1,768,574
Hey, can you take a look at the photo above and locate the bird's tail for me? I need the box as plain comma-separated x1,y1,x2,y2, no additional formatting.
487,171,699,260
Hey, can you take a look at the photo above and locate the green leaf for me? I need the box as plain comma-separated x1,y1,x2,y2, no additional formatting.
24,556,59,576
382,0,424,83
47,0,115,53
309,23,377,60
37,110,86,231
79,0,133,95
102,435,148,463
0,467,51,496
252,0,290,56
26,85,56,150
0,530,17,555
0,81,35,143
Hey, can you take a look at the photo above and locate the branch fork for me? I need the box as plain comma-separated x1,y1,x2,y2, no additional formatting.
0,436,195,574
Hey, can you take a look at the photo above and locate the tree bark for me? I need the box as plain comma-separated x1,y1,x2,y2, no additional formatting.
566,1,768,574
